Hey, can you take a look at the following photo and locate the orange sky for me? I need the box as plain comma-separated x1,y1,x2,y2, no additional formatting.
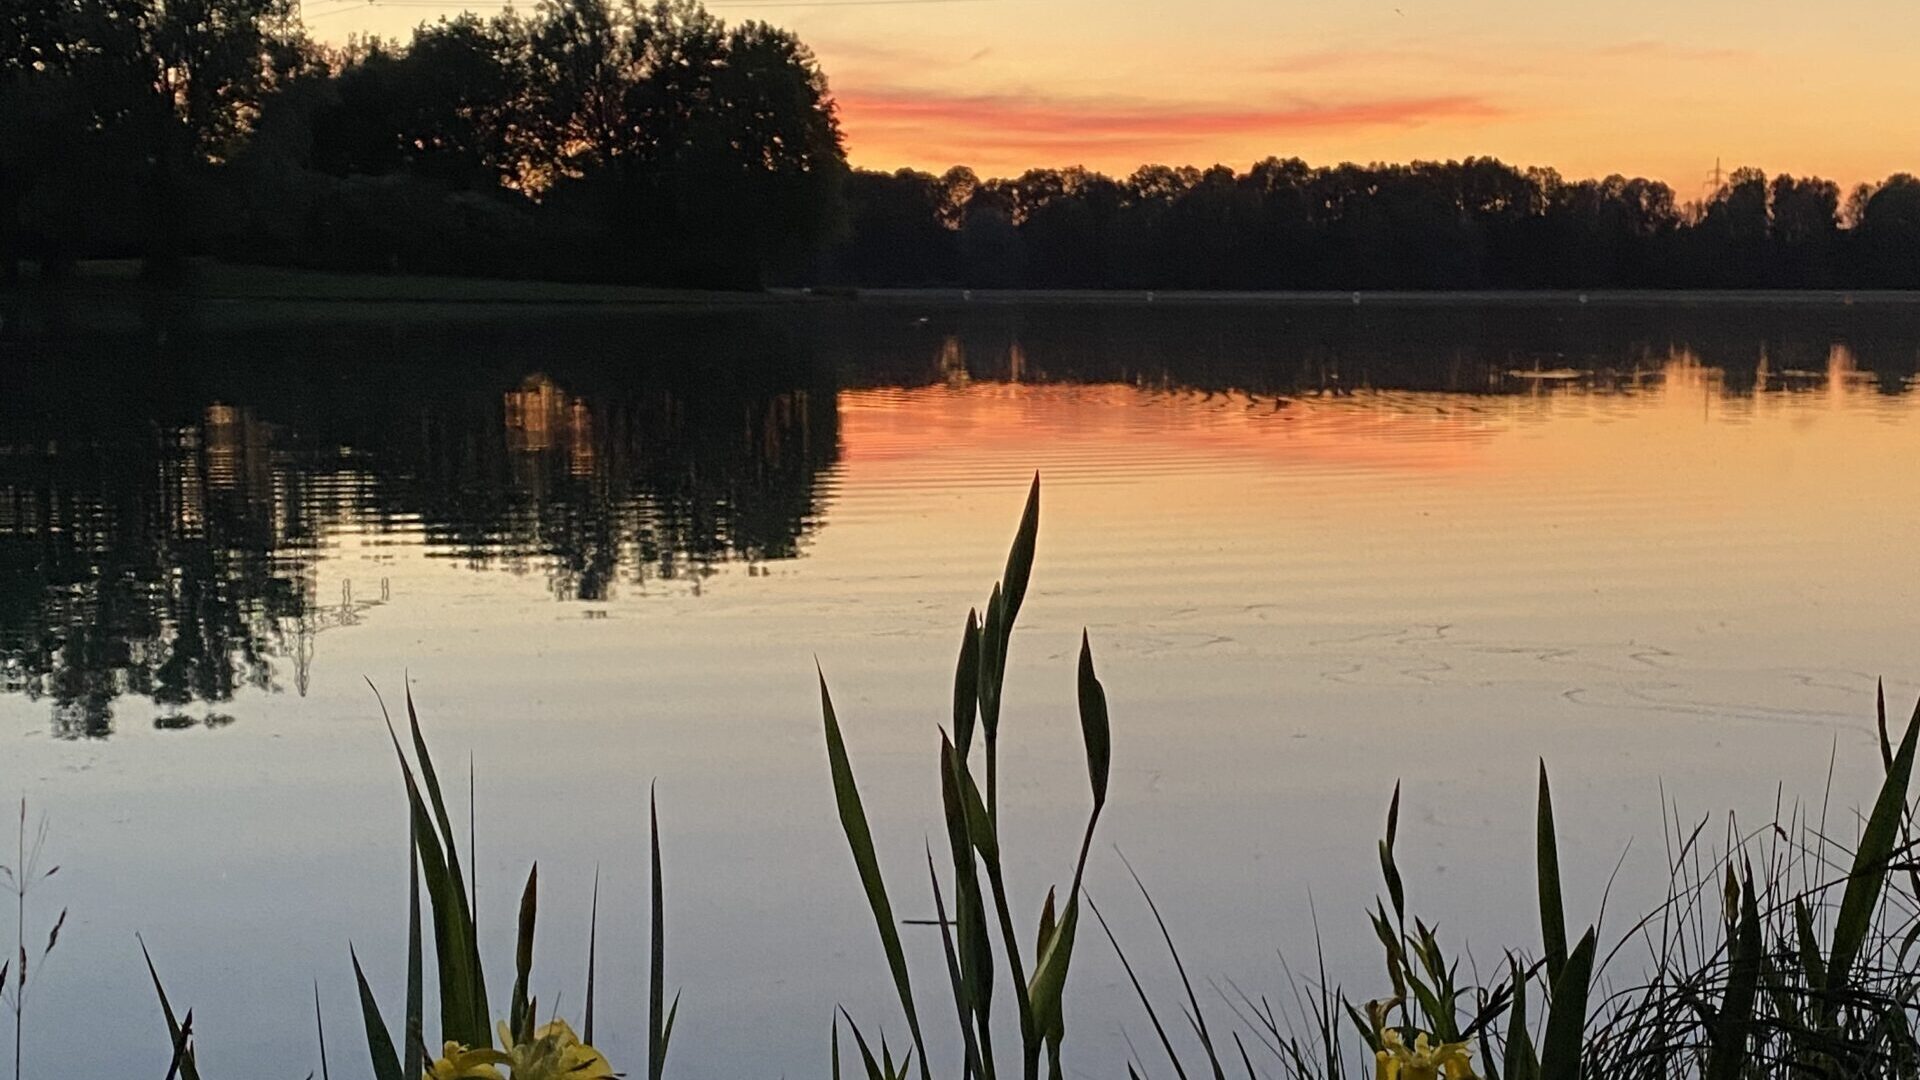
309,0,1920,189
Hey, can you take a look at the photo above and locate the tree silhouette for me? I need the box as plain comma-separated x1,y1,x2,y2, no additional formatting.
6,0,1920,289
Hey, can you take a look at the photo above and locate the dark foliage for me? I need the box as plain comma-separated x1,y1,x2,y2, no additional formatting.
2,0,847,288
824,160,1920,291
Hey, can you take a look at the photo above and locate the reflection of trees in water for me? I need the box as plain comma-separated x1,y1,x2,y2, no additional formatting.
809,303,1920,399
0,341,841,733
387,374,835,602
5,301,1917,731
0,407,312,737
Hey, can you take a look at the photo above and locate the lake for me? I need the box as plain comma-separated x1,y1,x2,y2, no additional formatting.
5,295,1920,1078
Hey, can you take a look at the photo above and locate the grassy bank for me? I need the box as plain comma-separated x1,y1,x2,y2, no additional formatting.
0,260,805,339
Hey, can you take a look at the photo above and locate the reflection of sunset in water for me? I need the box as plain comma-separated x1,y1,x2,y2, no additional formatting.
7,305,1920,1080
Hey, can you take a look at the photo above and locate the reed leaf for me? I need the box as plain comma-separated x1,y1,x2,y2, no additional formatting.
820,671,931,1080
584,868,599,1046
1504,955,1535,1080
510,864,537,1045
1828,691,1920,994
1706,867,1763,1080
938,737,997,1073
927,846,986,1079
954,610,982,760
650,785,671,1080
1000,473,1040,630
315,980,331,1080
351,947,404,1080
139,936,201,1080
404,826,424,1080
1536,763,1569,988
1077,632,1111,812
1794,897,1826,990
1538,929,1594,1080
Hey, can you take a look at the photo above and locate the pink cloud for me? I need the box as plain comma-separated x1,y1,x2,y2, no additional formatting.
836,86,1507,167
840,87,1505,137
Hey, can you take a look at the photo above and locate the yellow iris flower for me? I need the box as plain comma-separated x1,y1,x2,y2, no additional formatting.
425,1042,504,1080
423,1020,615,1080
1375,1029,1476,1080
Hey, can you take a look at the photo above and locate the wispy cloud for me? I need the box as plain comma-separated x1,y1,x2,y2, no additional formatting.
810,37,996,79
837,86,1507,168
1586,39,1750,63
1261,37,1753,80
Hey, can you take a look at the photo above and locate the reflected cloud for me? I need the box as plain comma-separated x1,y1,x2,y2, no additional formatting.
5,301,1918,729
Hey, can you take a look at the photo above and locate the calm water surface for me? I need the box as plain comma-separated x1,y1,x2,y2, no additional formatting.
5,298,1920,1077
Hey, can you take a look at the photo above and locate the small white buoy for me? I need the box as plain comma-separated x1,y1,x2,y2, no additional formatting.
1351,291,1361,305
1578,293,1589,304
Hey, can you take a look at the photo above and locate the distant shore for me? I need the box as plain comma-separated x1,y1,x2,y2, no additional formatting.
8,261,1920,329
835,286,1920,307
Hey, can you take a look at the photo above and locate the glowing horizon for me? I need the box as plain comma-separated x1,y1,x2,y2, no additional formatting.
304,0,1920,192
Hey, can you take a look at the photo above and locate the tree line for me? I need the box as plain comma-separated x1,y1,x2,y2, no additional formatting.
831,161,1920,290
6,0,1920,290
3,0,846,287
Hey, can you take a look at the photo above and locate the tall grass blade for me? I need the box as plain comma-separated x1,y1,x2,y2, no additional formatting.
1088,895,1189,1080
405,690,481,987
510,864,538,1045
841,1009,891,1080
1000,473,1040,629
393,743,488,1049
938,737,998,1076
978,585,1005,759
378,689,488,1049
469,753,477,932
1120,855,1223,1079
1536,763,1569,987
350,947,404,1080
1381,783,1406,928
1503,956,1535,1080
163,1010,194,1080
315,979,331,1080
650,784,671,1080
1036,890,1062,1066
140,936,201,1080
1537,929,1594,1080
819,670,931,1080
404,827,424,1080
1232,1032,1256,1080
954,610,982,759
1077,632,1111,813
1706,868,1763,1080
1027,898,1080,1073
1879,680,1894,773
927,847,985,1079
1793,897,1826,990
661,991,680,1063
584,867,600,1046
1828,692,1920,992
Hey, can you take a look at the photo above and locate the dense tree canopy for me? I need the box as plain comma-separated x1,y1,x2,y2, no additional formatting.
823,160,1920,290
5,0,1920,290
3,0,846,286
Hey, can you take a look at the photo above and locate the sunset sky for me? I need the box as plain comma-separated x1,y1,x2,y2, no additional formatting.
308,0,1920,189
